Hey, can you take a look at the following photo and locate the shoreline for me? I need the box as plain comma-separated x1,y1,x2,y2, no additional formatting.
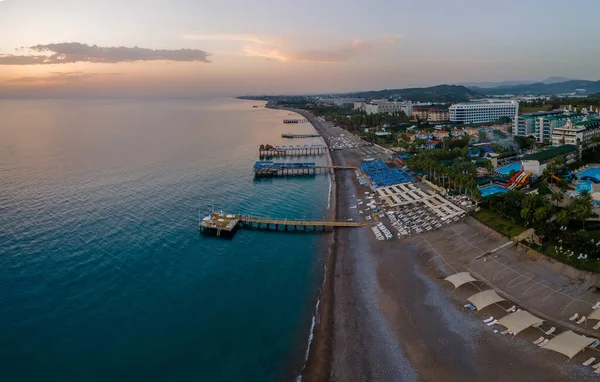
267,103,591,381
266,104,337,381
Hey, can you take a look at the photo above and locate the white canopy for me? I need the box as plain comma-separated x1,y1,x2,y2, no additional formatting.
444,272,477,289
496,310,543,335
541,330,596,359
467,289,505,311
588,309,600,322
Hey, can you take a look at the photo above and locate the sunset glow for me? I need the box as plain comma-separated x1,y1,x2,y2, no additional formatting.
1,0,599,97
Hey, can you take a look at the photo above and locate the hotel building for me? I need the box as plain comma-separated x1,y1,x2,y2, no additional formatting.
551,119,600,148
517,110,599,143
449,101,519,125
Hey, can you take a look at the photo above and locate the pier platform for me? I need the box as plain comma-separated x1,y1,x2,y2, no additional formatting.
259,144,326,158
281,133,320,139
200,211,365,237
200,212,240,237
283,118,307,124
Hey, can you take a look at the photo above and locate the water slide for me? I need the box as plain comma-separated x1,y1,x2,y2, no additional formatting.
552,175,576,189
504,170,523,188
505,170,531,189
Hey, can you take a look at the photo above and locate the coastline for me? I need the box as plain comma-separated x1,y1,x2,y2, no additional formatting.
267,103,590,381
266,103,337,381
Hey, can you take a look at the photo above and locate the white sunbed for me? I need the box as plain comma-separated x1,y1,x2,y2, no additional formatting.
595,368,600,375
593,302,600,310
593,363,600,369
505,305,516,313
538,339,550,347
532,337,545,345
569,313,579,321
583,357,596,366
486,319,498,327
594,322,600,330
500,329,511,335
545,327,556,335
577,316,587,324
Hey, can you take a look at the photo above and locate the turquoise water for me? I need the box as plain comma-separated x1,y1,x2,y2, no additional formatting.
578,168,600,182
496,162,522,175
573,180,593,194
0,98,329,381
480,184,508,197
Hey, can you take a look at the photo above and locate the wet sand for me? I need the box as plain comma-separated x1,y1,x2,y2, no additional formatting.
283,107,591,381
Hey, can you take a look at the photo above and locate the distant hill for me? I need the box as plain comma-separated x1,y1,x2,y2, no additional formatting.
344,85,483,103
541,76,575,84
460,80,536,88
590,93,600,98
459,77,576,89
468,80,600,96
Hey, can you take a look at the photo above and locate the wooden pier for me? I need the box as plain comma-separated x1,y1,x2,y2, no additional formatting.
239,216,366,230
259,144,326,158
200,211,366,237
283,118,307,124
281,133,320,139
253,161,358,178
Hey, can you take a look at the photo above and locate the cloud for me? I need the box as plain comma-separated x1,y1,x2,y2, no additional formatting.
0,42,211,65
8,71,123,83
183,34,272,45
243,39,392,63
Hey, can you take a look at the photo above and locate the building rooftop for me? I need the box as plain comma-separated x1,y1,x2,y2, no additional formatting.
575,120,600,129
522,145,577,163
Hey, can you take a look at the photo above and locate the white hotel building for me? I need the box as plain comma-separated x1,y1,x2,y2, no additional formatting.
449,100,519,125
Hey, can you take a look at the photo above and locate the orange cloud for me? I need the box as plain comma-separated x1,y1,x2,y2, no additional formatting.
243,39,398,63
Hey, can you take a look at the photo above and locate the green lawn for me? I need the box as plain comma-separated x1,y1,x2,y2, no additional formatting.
473,209,526,238
540,243,600,274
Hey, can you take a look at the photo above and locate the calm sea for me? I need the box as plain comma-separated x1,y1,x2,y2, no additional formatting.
0,98,330,381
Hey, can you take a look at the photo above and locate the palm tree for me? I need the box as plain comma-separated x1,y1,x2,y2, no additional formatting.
570,190,594,229
551,191,564,207
556,209,570,228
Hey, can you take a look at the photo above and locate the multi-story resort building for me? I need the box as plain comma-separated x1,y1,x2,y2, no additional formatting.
449,100,519,125
551,119,600,147
426,108,449,122
516,110,599,143
411,107,449,122
354,101,413,116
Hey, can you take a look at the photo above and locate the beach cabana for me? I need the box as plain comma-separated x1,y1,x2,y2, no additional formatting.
444,272,477,289
496,310,543,336
467,289,506,311
588,309,600,322
540,330,596,359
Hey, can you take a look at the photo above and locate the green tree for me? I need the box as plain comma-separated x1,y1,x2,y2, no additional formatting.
478,131,488,143
556,209,570,228
570,190,594,228
551,191,564,207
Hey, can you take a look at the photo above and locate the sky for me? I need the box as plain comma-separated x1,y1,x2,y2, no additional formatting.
1,0,599,97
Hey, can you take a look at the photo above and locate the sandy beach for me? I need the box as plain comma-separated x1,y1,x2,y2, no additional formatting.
266,105,596,381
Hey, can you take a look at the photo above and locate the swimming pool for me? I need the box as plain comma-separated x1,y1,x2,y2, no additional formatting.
496,162,522,175
573,180,592,194
578,168,600,182
480,184,508,198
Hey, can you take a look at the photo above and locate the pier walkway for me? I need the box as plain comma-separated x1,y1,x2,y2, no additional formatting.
200,212,367,236
239,216,366,228
283,118,307,124
281,133,320,138
259,144,326,158
253,161,358,177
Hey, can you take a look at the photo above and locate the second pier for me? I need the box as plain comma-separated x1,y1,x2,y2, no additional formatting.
281,133,321,139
